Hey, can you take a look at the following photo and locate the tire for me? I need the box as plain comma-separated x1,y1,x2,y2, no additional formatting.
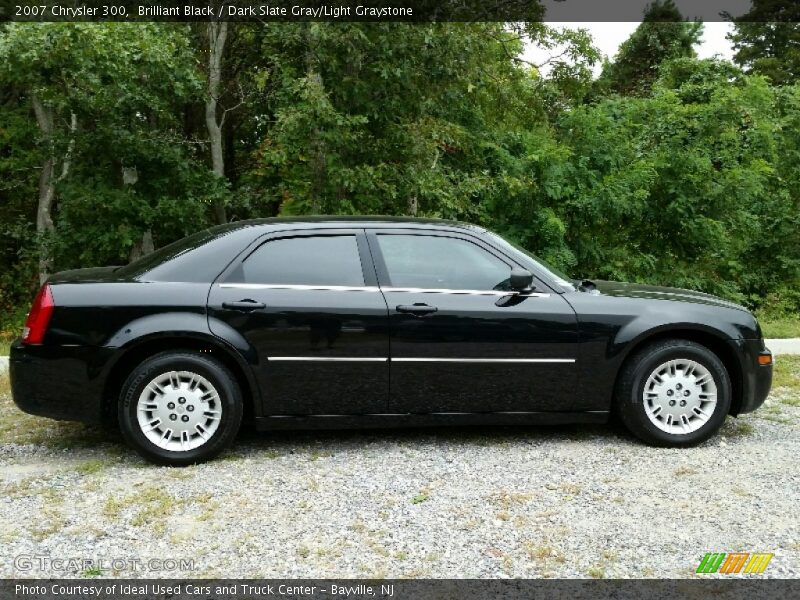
118,351,243,465
615,339,731,447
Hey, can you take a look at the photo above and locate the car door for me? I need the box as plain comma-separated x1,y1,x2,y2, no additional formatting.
367,229,579,414
207,229,389,416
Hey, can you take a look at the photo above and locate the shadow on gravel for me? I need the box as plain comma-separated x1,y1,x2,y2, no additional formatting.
228,420,638,459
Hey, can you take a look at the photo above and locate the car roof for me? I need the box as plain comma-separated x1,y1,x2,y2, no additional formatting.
209,216,487,235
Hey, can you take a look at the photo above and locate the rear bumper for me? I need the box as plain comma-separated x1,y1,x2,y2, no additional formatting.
728,338,772,415
9,341,112,424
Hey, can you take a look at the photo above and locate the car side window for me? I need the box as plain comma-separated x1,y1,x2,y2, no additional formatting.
376,234,512,291
232,235,365,286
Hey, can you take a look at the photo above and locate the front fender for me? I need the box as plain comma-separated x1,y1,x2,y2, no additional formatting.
566,293,757,411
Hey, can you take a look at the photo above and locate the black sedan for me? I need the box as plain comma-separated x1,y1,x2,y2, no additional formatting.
10,217,773,465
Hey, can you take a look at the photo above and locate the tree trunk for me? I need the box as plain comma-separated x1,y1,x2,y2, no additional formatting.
32,94,76,283
408,195,418,216
206,20,228,224
306,25,325,214
129,229,154,262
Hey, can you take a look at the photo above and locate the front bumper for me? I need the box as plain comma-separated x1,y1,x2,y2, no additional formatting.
728,338,773,415
9,341,112,424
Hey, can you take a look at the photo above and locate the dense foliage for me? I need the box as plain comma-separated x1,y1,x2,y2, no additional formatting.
729,0,800,86
1,12,799,334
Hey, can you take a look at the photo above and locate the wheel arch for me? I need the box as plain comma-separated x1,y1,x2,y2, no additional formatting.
101,333,259,425
612,327,744,416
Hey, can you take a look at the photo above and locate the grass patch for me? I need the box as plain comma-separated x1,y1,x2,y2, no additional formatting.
74,459,117,474
411,491,429,505
587,566,606,579
524,544,566,564
759,414,793,424
773,356,800,394
29,506,68,541
104,487,184,533
722,420,755,438
0,328,16,355
673,466,698,477
760,317,800,339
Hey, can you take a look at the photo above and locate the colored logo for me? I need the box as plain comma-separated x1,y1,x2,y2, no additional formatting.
697,552,773,574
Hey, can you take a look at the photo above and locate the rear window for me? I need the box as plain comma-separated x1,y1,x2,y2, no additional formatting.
117,226,257,283
115,229,215,278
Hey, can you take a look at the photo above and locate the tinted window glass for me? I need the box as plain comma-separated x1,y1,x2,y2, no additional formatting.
238,235,365,286
485,231,574,290
116,229,215,278
377,234,511,290
117,226,258,283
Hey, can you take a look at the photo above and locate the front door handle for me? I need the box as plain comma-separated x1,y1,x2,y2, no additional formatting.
222,299,266,311
396,303,438,316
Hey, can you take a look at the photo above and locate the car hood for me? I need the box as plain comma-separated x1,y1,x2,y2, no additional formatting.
48,266,125,284
590,280,748,312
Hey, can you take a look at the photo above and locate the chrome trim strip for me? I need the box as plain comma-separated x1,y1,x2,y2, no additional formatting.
268,357,388,362
267,357,575,363
392,358,575,363
220,283,379,292
382,286,550,297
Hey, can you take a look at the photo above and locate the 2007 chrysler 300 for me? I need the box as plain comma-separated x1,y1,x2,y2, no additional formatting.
10,217,773,465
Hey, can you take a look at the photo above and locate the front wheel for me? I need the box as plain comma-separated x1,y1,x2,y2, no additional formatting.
119,351,243,465
616,339,731,447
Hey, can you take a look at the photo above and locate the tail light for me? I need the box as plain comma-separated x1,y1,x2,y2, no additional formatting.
22,284,54,345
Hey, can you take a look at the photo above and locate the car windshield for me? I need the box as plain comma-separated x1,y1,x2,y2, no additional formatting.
486,232,576,290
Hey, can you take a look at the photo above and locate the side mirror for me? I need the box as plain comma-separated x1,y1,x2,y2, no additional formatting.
509,268,534,292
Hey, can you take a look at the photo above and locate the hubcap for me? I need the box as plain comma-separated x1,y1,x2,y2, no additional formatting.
136,371,222,452
643,359,717,435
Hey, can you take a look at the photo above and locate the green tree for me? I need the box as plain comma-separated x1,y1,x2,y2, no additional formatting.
598,0,702,96
1,21,799,330
551,58,799,303
0,23,207,282
728,0,800,85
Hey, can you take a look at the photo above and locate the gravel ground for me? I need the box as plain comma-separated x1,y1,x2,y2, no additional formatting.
0,360,798,580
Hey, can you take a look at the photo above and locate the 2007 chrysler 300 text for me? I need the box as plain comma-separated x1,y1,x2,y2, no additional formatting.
10,217,773,465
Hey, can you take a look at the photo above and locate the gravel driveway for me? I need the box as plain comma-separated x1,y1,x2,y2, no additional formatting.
0,359,798,580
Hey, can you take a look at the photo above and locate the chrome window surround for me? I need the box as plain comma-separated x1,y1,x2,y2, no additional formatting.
383,287,550,298
220,283,379,292
219,283,550,298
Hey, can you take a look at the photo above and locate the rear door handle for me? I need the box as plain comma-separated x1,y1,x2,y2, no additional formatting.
222,299,266,311
396,303,438,316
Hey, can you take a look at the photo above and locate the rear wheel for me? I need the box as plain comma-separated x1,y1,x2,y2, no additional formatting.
119,351,243,465
616,339,731,447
